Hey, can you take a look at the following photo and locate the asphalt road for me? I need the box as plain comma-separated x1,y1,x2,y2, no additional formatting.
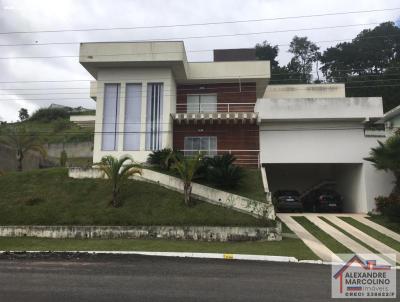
0,254,398,302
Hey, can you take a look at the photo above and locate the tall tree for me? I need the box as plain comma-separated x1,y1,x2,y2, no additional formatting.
320,22,400,111
0,126,46,171
255,41,279,68
18,108,29,121
287,36,320,83
255,40,305,84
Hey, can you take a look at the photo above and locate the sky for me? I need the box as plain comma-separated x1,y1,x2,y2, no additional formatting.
0,0,399,121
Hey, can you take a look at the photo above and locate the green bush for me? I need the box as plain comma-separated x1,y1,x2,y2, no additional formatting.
375,194,400,222
53,118,71,132
60,150,68,167
147,148,174,170
206,154,244,189
30,108,70,122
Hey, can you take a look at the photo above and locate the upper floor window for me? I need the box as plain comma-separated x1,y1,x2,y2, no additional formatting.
187,94,217,113
146,83,164,150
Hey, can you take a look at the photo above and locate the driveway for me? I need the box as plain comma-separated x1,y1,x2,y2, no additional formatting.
278,213,400,263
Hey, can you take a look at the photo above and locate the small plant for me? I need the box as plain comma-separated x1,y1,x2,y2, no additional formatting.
147,148,173,170
60,150,68,167
169,153,203,206
206,154,244,189
94,155,142,207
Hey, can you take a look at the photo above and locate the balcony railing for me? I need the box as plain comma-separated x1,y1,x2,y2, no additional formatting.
176,102,255,113
181,149,260,167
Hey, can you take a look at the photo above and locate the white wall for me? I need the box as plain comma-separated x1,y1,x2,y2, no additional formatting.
264,84,345,99
260,121,394,213
259,121,383,164
93,67,175,163
255,97,383,121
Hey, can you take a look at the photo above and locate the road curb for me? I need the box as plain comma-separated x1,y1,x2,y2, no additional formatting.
1,251,399,269
0,250,299,263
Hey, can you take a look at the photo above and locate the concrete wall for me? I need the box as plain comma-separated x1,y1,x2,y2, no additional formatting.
93,68,176,163
259,121,384,164
68,167,276,220
46,142,93,158
264,84,345,99
0,144,42,172
255,97,383,121
260,122,394,212
0,225,281,242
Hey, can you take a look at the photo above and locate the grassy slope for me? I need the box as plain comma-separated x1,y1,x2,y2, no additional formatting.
149,166,266,202
0,119,93,144
293,216,352,254
0,237,317,260
0,168,265,226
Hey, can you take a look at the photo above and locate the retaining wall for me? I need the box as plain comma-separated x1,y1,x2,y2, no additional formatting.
0,225,282,241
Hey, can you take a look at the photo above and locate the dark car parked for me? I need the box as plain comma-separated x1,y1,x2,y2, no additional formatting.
301,189,343,212
274,190,303,212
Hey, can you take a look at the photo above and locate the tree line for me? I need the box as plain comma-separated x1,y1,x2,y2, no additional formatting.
255,21,400,112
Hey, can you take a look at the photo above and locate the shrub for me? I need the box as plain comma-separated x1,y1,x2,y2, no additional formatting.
206,154,244,189
53,118,70,132
147,148,174,170
30,108,70,122
375,194,400,222
60,150,68,167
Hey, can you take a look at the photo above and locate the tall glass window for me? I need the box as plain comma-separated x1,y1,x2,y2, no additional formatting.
146,83,163,150
102,83,120,151
187,94,217,113
124,84,142,150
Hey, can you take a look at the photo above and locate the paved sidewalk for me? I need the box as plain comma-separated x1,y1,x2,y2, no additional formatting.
278,214,341,262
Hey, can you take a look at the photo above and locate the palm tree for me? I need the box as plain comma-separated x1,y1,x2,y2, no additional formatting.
169,153,203,206
94,155,142,207
0,126,46,172
365,134,400,194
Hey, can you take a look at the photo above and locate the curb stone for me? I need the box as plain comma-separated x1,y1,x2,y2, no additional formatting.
0,251,399,269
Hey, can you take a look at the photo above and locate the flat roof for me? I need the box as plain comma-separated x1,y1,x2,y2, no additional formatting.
79,41,270,96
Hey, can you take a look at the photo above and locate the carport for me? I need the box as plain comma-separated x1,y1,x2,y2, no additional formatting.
264,163,364,212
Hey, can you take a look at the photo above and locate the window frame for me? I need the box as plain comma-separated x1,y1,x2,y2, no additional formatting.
186,93,217,113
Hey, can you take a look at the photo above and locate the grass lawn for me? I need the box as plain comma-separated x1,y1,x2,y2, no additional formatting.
340,217,400,252
149,166,266,202
293,216,351,254
0,237,317,260
367,215,400,234
0,168,266,226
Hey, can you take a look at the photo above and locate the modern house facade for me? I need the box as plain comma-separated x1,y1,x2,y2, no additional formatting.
75,41,394,213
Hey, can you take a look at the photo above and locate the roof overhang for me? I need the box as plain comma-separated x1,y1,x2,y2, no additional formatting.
80,41,270,98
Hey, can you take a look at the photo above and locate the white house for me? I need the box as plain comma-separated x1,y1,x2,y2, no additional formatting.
73,40,395,213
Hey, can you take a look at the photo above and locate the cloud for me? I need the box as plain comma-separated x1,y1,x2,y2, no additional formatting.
0,0,399,120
